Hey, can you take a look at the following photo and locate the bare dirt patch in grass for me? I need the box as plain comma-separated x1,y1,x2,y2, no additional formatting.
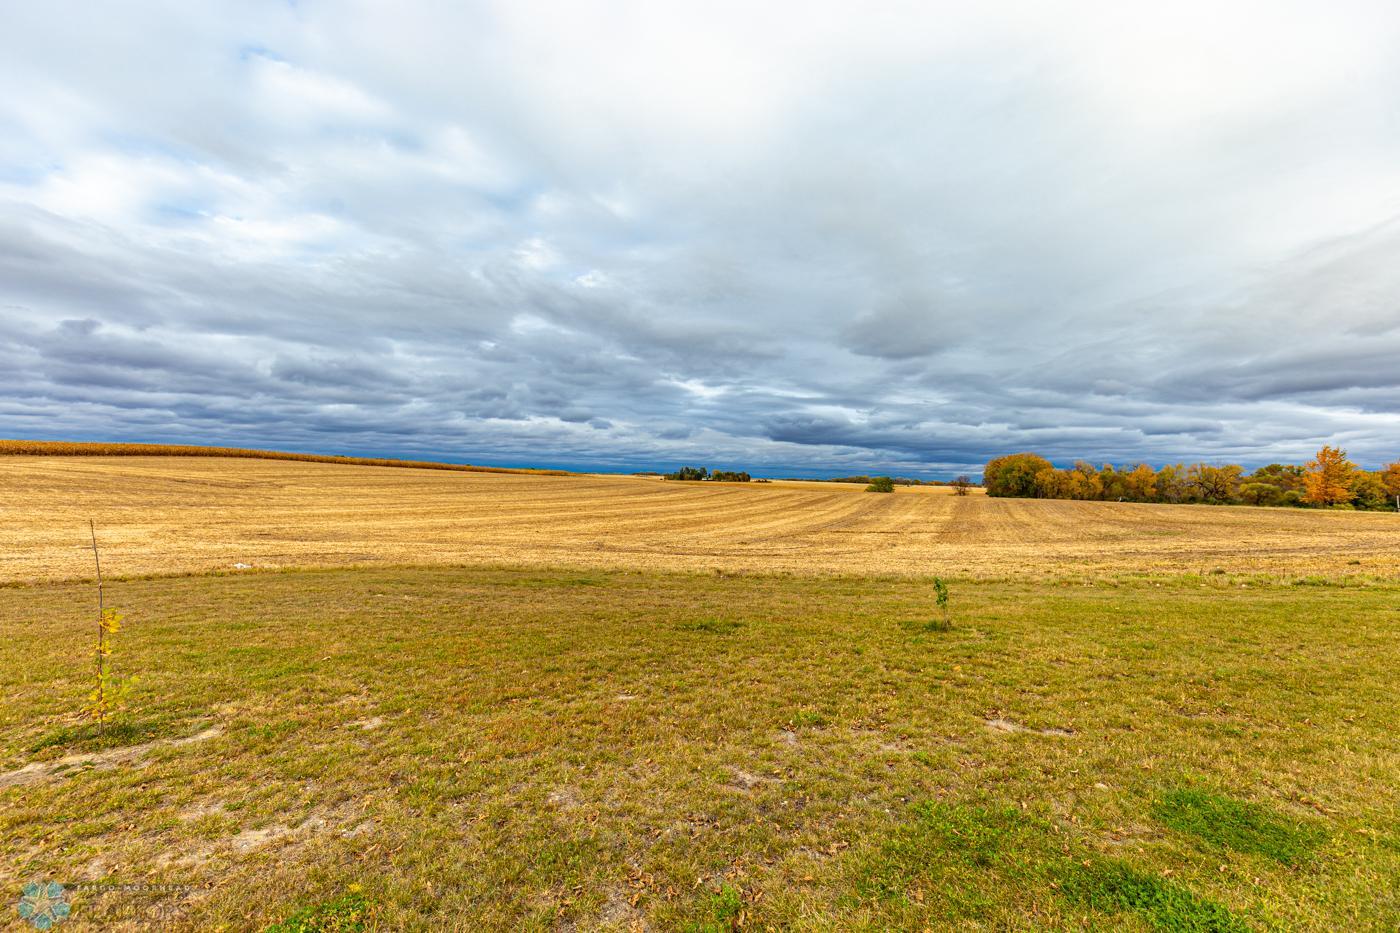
726,767,775,792
158,804,362,870
0,727,222,789
985,718,1075,737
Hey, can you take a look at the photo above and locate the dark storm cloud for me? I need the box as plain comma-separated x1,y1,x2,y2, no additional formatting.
2,1,1399,476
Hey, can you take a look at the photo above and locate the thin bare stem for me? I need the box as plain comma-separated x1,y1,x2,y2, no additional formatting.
90,520,105,735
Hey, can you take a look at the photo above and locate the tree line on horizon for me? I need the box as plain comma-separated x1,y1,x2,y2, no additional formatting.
661,466,754,482
983,446,1400,510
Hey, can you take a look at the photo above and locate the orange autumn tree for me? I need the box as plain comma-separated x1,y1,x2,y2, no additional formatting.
1302,445,1356,506
1121,463,1158,501
1382,461,1400,498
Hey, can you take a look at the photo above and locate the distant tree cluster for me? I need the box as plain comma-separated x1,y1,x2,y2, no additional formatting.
983,447,1400,510
664,466,752,482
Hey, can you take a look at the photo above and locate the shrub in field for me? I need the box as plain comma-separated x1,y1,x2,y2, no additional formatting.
87,522,135,734
865,476,894,493
928,577,952,630
87,609,135,732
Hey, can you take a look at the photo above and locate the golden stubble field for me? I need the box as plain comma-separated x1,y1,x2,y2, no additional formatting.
2,455,1397,582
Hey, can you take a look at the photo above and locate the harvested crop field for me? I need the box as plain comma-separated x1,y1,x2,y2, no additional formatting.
2,455,1397,583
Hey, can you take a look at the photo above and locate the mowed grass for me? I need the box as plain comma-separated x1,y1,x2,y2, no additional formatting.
1,567,1397,930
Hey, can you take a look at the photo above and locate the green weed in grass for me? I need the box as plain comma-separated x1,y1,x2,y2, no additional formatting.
851,802,1252,930
263,887,371,932
244,719,303,743
1152,787,1326,866
684,883,743,932
850,803,1043,917
1057,857,1250,932
677,618,744,634
789,710,827,728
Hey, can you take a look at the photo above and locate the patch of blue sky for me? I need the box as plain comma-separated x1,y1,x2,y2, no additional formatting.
238,44,283,63
0,161,54,186
96,131,201,165
147,201,211,225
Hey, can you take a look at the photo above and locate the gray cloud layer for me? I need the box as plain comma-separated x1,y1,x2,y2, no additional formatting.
3,2,1399,475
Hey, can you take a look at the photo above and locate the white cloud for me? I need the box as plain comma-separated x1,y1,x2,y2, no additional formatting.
247,53,389,125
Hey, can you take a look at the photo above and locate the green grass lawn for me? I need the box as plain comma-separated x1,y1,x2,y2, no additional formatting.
1,567,1397,930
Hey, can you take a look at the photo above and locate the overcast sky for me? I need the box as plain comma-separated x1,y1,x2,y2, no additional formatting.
3,2,1399,476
